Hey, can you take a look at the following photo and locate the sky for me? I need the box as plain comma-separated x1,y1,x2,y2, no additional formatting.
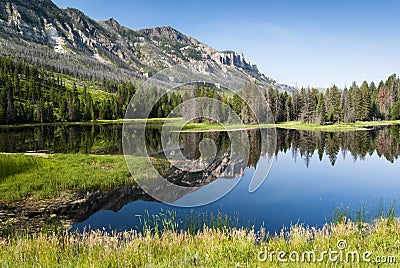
52,0,400,88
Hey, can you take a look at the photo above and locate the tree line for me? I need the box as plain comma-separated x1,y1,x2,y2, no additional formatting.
264,74,400,124
179,75,400,126
2,55,400,125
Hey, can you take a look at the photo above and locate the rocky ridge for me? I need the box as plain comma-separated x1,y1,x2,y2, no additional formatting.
0,0,293,91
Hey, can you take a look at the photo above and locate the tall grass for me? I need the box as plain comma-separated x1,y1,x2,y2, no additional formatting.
135,210,239,237
0,214,399,267
136,209,178,237
332,201,397,225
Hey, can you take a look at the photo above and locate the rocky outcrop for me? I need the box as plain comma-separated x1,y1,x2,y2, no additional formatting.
211,51,258,72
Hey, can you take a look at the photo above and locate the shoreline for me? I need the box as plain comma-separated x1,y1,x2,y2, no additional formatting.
2,119,400,132
0,217,398,267
181,120,400,132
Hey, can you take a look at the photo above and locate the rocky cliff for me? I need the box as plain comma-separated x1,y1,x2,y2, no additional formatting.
211,51,258,72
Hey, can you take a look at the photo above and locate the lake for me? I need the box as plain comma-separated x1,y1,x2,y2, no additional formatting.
1,123,399,234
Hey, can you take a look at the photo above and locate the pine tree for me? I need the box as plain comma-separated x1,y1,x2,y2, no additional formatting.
299,88,317,123
291,88,303,121
326,85,342,123
315,93,326,124
267,87,280,122
0,87,6,123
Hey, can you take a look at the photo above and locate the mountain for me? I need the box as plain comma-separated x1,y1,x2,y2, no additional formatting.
0,0,293,91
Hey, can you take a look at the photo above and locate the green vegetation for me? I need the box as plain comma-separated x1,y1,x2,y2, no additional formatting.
3,118,399,132
0,215,398,267
0,56,136,124
136,210,239,236
0,117,181,129
178,120,400,132
0,153,134,202
181,122,246,131
274,120,400,132
170,75,400,128
3,55,400,130
269,75,400,125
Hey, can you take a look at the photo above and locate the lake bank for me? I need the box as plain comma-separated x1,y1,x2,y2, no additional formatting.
0,153,136,203
0,153,154,234
0,217,398,267
180,120,400,132
2,119,400,132
0,117,179,129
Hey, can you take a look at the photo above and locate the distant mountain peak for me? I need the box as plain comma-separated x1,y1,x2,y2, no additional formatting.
0,0,294,92
104,18,120,28
139,26,195,44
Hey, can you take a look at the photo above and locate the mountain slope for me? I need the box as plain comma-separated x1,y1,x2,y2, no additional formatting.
0,0,293,91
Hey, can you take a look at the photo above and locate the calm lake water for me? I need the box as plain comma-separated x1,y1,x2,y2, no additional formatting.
1,123,399,233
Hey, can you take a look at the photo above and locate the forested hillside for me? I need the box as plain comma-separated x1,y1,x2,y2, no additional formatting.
0,56,136,124
1,55,399,125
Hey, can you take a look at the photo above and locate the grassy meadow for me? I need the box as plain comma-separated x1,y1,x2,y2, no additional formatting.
178,120,400,132
0,216,398,267
2,118,400,132
0,153,136,202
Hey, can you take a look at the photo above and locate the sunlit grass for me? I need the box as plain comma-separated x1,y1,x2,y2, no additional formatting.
0,117,182,129
0,214,398,267
176,120,400,132
274,120,400,132
0,154,135,202
2,119,399,133
134,210,239,237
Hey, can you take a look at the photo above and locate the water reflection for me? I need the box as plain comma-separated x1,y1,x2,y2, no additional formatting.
1,124,400,234
73,144,400,234
275,127,400,166
0,124,124,154
74,125,400,233
2,124,399,167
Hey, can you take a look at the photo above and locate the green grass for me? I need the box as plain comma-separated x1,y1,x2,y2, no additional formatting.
0,216,398,267
0,154,137,202
3,118,400,132
135,210,239,237
180,122,255,131
273,120,400,132
181,122,227,131
0,117,181,129
332,201,397,226
178,120,400,132
178,121,364,132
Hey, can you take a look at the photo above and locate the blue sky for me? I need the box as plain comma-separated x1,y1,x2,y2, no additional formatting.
53,0,400,88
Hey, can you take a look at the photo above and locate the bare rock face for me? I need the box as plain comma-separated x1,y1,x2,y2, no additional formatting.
211,51,258,72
